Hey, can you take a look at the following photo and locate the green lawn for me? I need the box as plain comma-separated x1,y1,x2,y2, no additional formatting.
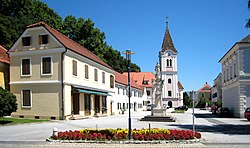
171,110,186,113
0,117,49,125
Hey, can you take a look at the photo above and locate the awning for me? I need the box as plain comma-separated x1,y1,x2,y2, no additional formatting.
77,89,112,96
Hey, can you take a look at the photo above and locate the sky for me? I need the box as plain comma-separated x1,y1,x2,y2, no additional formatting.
42,0,249,91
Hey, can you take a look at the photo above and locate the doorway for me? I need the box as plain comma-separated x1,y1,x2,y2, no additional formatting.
73,93,79,114
94,95,100,113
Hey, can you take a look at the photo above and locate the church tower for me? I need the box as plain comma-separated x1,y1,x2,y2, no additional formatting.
159,18,183,108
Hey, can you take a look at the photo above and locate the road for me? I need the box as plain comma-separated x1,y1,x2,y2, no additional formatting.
0,108,250,147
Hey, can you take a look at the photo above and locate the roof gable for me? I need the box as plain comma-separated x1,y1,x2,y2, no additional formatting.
24,22,113,70
197,82,211,93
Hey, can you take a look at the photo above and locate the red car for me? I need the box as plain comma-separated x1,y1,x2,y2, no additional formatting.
244,107,250,121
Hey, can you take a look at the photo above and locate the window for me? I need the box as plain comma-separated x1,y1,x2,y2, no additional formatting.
227,69,229,81
85,65,89,79
102,72,105,83
230,66,232,79
123,89,125,95
224,70,226,82
22,36,31,46
168,91,172,97
167,59,169,67
72,60,77,76
41,57,52,75
118,88,120,94
110,75,114,88
146,90,150,96
170,59,172,67
22,90,31,107
39,35,48,44
21,58,31,76
134,91,136,97
234,63,236,78
94,69,98,81
168,78,171,84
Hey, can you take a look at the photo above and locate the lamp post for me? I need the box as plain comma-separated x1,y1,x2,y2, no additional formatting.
123,49,135,140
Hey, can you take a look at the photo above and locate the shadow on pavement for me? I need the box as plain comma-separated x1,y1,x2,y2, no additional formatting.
167,124,250,135
194,113,234,119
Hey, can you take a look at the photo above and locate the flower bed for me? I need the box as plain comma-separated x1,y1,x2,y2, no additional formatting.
50,128,201,141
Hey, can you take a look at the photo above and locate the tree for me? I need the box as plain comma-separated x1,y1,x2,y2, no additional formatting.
183,92,191,107
61,16,141,72
0,0,62,49
246,0,250,28
0,87,17,117
0,0,141,72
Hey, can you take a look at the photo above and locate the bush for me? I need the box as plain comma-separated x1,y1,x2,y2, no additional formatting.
0,87,17,117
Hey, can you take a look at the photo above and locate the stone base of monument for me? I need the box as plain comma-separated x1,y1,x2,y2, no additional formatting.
140,109,176,122
152,108,166,116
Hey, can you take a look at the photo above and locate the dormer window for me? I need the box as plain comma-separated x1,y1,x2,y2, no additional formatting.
22,36,31,46
143,80,149,85
39,35,48,44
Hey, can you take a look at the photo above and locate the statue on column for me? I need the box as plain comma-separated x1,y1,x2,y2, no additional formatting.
154,63,163,109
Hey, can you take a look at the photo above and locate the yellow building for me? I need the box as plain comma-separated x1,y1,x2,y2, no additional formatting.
9,22,115,120
0,45,10,90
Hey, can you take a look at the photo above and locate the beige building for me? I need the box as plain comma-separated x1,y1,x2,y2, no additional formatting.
9,22,115,120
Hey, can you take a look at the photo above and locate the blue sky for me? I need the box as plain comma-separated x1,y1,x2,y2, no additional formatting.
42,0,249,91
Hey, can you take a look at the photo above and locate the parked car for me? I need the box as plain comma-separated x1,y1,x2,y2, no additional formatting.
210,105,218,115
146,104,155,111
174,105,188,111
244,107,250,121
216,107,231,117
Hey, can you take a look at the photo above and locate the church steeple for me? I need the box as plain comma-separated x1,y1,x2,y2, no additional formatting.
161,17,177,53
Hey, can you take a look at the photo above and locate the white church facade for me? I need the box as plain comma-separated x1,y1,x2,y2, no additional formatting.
159,22,184,108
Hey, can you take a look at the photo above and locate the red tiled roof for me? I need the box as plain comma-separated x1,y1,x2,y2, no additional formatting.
115,72,142,90
0,45,10,64
27,22,113,70
122,72,155,88
178,81,184,89
197,82,211,93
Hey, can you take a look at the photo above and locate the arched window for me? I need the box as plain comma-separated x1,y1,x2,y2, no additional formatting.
168,78,171,84
170,59,172,67
168,91,172,97
166,59,169,67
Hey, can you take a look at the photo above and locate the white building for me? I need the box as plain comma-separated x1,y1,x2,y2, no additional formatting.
159,22,184,108
113,72,146,114
219,34,250,117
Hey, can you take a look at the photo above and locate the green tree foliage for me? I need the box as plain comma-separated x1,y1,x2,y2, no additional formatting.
61,15,141,72
247,0,250,28
0,0,141,72
183,92,191,107
0,0,62,49
0,87,17,117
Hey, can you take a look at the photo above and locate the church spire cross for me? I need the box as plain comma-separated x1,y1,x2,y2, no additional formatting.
166,16,168,28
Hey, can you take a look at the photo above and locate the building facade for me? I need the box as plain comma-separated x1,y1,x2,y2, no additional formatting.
219,34,250,118
0,45,10,90
197,82,211,107
113,72,145,114
123,72,155,108
159,22,184,108
9,22,115,120
211,73,222,104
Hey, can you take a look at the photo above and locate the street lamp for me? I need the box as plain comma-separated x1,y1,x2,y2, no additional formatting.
123,49,135,140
